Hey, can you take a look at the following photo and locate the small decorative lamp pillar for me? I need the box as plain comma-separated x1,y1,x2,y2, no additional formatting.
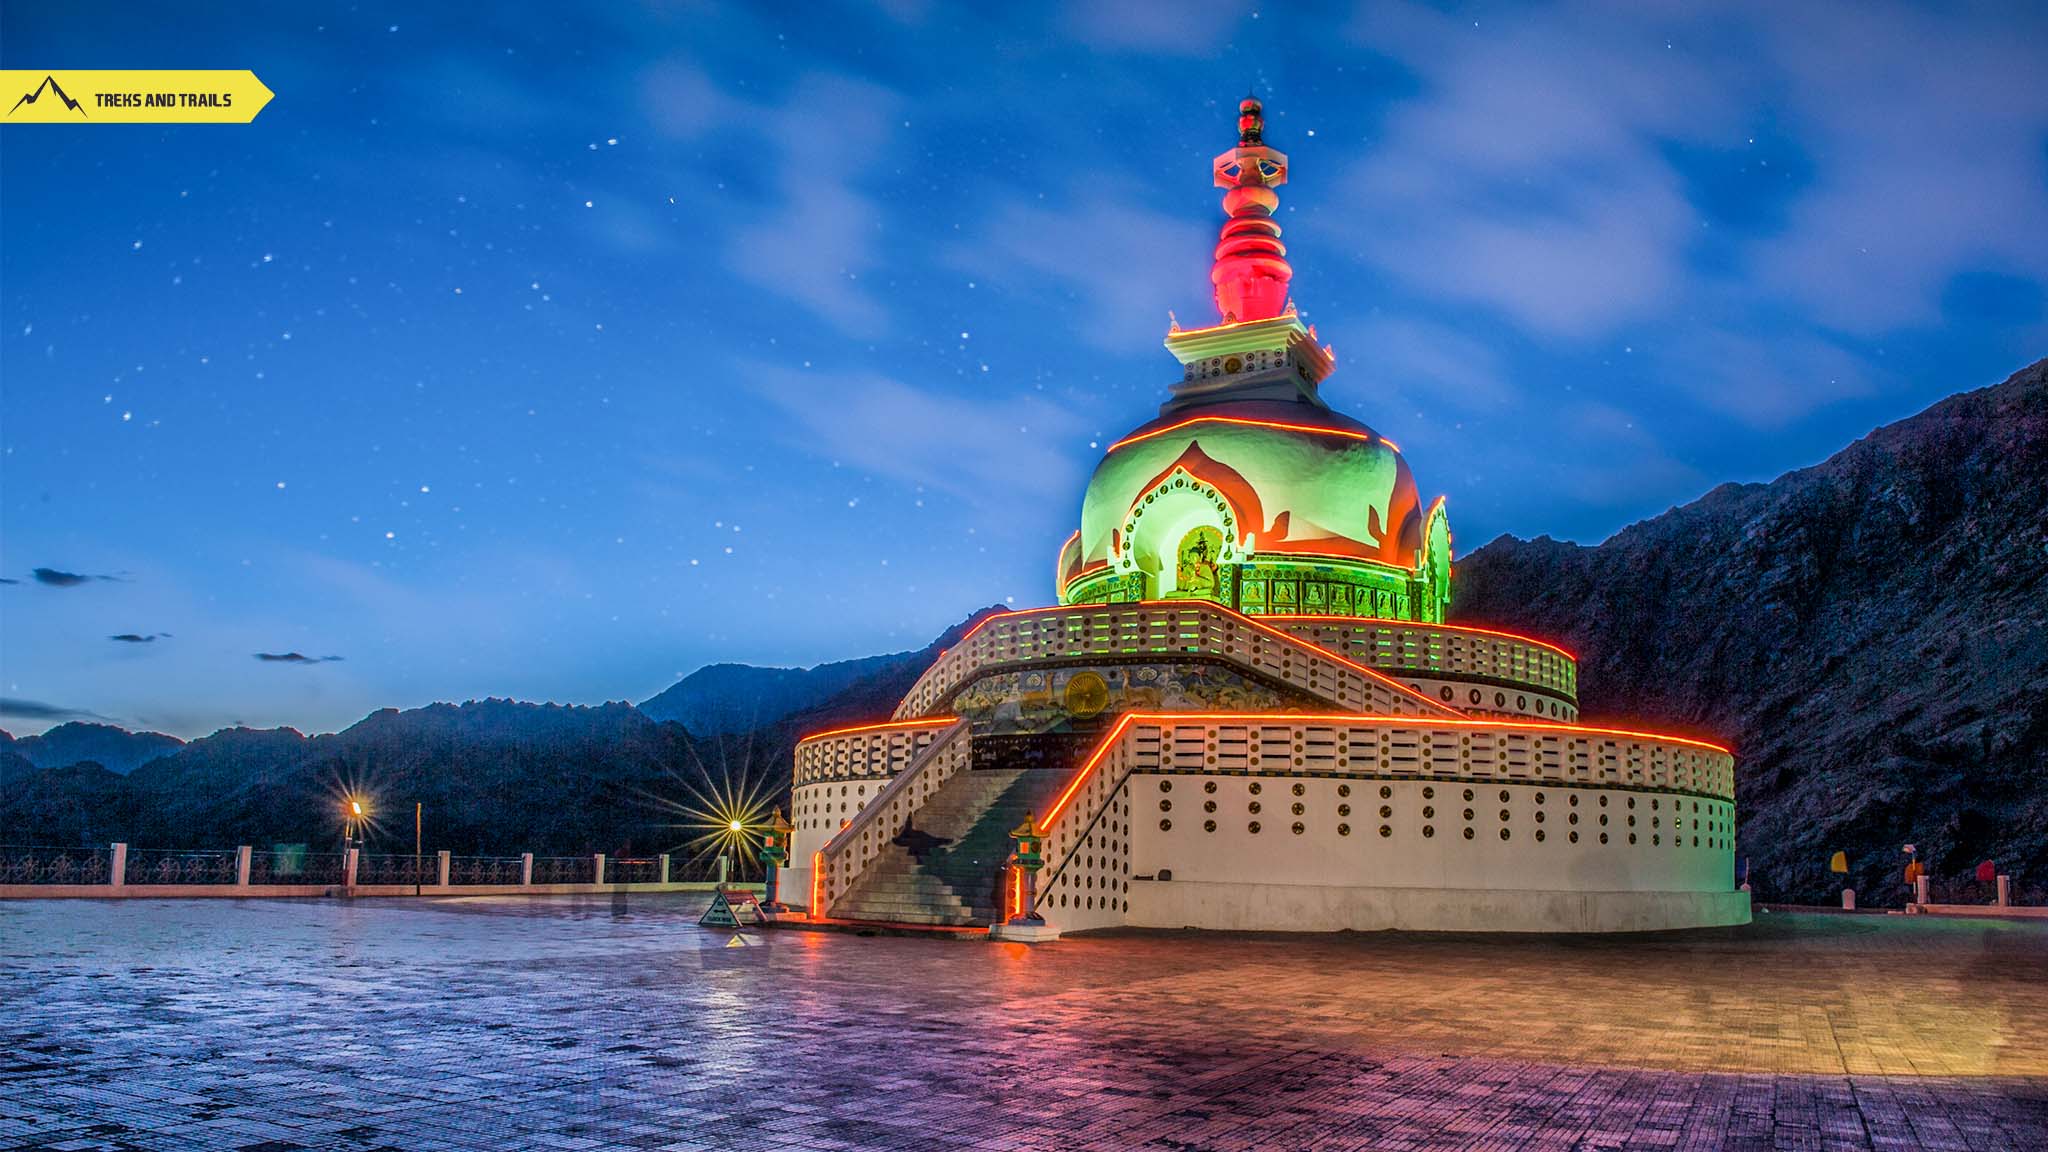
759,808,794,913
991,814,1059,943
1008,815,1045,925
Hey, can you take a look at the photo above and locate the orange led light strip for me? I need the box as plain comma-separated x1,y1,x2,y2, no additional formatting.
810,851,823,919
1038,710,1732,830
1108,415,1398,454
797,716,958,744
1040,712,1140,830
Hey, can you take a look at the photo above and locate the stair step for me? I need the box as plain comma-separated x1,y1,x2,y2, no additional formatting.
830,755,1084,926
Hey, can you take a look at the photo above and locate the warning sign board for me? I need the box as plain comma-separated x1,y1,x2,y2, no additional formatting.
700,889,761,928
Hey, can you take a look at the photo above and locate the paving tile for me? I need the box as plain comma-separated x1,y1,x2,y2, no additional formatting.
2,897,2044,1150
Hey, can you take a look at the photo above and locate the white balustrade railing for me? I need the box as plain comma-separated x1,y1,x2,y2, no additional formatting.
794,719,957,788
1266,617,1578,700
1032,712,1736,932
891,602,1466,721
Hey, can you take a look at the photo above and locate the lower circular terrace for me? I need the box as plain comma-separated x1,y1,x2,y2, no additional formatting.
783,599,1742,936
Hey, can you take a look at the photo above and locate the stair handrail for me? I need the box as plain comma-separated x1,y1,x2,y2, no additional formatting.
1032,713,1143,909
891,601,1464,722
813,717,971,917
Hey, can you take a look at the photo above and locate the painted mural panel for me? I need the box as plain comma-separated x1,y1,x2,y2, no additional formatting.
952,662,1290,735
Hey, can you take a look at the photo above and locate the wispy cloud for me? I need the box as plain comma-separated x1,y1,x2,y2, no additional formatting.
1342,317,1520,414
1061,0,1249,56
1670,328,1873,429
0,697,107,722
109,633,171,644
744,362,1083,504
731,75,901,335
956,191,1210,353
32,567,120,587
1340,4,1735,339
1744,3,2048,332
254,652,345,665
1340,1,2048,343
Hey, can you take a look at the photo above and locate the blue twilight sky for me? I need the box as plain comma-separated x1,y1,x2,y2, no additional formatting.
3,2,2045,739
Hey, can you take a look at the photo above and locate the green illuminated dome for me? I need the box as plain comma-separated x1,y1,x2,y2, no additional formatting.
1059,389,1451,623
1055,99,1450,623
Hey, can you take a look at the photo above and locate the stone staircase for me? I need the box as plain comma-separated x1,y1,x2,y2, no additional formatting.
832,747,1079,926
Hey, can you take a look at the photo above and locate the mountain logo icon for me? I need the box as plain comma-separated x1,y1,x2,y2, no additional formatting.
8,74,87,118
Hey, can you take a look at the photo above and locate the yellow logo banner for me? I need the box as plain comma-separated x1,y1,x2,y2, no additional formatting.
2,71,273,123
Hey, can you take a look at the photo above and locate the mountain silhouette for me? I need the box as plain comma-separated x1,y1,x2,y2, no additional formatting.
9,75,87,118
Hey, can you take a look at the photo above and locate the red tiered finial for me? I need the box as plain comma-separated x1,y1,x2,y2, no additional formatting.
1210,96,1291,323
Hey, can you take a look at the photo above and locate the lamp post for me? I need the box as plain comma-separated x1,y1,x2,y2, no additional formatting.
340,796,367,893
759,808,793,914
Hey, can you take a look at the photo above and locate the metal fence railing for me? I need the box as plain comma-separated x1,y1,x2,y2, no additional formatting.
0,845,112,885
248,849,347,886
608,857,661,884
448,856,524,885
0,844,721,892
530,856,596,885
356,854,434,886
124,848,236,886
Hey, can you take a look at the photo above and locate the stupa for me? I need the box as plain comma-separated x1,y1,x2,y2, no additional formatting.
781,98,1746,937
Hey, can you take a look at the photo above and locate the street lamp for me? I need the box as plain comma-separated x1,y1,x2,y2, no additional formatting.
343,797,368,854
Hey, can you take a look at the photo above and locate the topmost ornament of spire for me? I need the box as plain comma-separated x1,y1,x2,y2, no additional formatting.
1209,96,1292,323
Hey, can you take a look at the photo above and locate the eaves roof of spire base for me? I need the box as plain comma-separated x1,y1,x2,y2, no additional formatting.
1162,311,1337,415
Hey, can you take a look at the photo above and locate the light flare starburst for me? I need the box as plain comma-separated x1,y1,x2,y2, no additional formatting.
640,734,778,880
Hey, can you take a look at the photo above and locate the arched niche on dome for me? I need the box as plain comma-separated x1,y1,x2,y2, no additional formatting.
1116,468,1243,602
1416,496,1453,621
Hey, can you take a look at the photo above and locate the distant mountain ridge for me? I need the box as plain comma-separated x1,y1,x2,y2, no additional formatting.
0,607,1005,859
639,652,908,734
5,722,184,775
1,699,704,859
637,605,1005,738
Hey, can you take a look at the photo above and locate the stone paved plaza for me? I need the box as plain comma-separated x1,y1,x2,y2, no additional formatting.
2,895,2044,1151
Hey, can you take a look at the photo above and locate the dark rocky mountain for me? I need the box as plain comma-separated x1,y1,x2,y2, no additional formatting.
0,759,138,848
1454,358,2048,905
0,700,720,867
0,608,1004,865
657,604,1010,798
8,721,184,775
639,652,907,734
639,606,1005,735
